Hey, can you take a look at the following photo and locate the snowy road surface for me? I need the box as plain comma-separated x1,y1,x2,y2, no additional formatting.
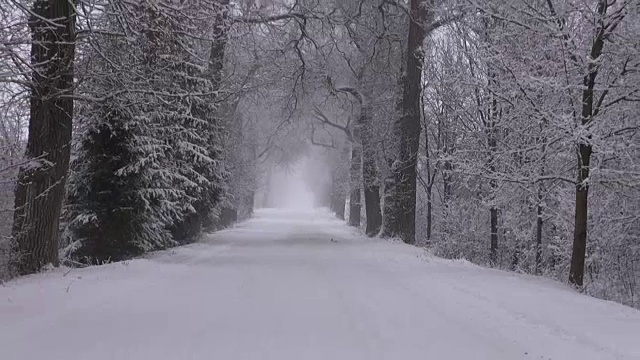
1,209,640,360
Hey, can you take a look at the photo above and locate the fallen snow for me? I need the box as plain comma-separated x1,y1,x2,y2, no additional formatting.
1,208,639,360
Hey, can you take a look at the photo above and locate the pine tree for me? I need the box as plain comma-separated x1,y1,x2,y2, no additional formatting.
65,0,225,263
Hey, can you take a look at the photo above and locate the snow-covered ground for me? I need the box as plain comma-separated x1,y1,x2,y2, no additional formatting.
1,208,639,360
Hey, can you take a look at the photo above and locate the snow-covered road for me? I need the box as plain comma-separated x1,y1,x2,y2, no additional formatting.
1,208,639,360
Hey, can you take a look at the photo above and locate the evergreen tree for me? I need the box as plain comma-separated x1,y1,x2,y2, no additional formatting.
65,0,224,263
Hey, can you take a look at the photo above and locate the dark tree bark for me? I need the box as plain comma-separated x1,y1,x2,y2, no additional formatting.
535,199,544,275
11,0,77,275
489,205,499,265
380,71,404,238
570,144,591,286
394,0,428,244
488,117,499,266
244,124,257,217
208,0,230,87
442,121,453,210
362,175,381,234
442,160,453,205
360,107,382,236
568,0,610,287
348,142,362,227
336,86,382,235
485,37,500,265
330,146,349,220
426,186,433,240
421,105,436,243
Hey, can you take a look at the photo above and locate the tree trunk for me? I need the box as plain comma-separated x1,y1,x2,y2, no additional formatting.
11,0,76,275
443,160,452,206
487,59,499,266
569,144,592,286
330,169,342,218
423,110,434,243
245,191,255,216
380,157,398,237
363,181,381,235
488,130,498,266
394,0,428,244
489,205,498,266
208,0,230,88
359,102,382,236
569,0,608,287
333,190,346,220
334,85,382,235
380,73,404,238
535,201,543,275
333,188,346,220
426,184,433,241
331,151,347,220
348,143,362,227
